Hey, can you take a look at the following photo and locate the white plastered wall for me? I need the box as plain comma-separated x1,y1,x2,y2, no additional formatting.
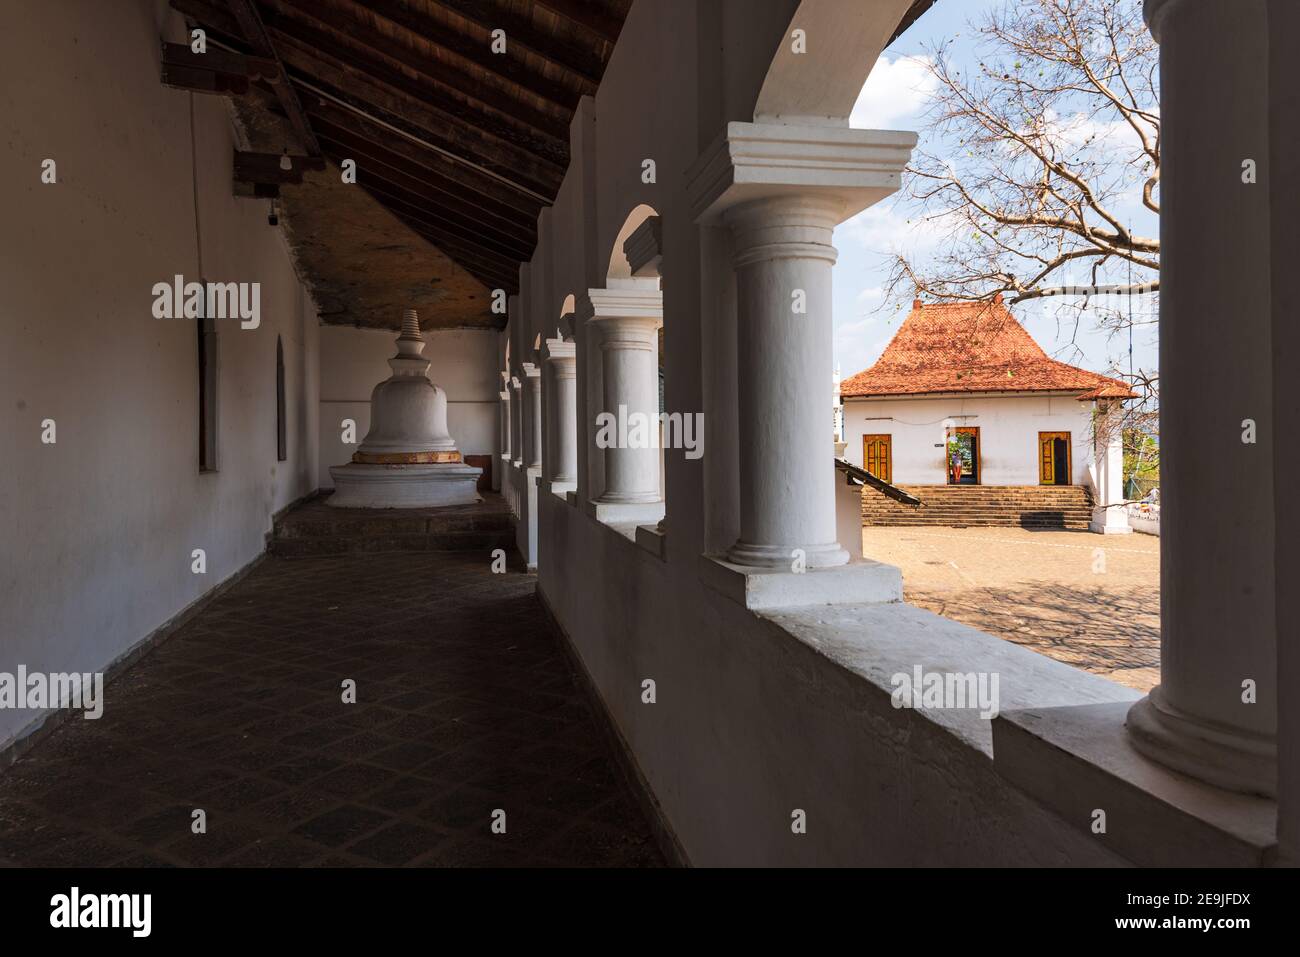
842,393,1098,486
0,0,320,750
531,0,1132,865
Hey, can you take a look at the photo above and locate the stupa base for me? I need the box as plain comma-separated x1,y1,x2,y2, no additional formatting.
327,462,482,509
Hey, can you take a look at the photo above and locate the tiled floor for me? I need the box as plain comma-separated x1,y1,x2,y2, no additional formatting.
0,532,665,867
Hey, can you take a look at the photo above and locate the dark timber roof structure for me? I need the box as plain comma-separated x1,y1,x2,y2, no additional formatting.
164,0,933,330
167,0,630,329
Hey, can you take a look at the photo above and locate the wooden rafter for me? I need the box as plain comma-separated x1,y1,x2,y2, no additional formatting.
164,0,632,323
224,0,321,154
310,125,538,242
534,0,625,45
423,0,604,89
356,0,584,111
271,31,565,196
272,0,569,142
303,100,546,219
160,41,280,95
261,6,568,168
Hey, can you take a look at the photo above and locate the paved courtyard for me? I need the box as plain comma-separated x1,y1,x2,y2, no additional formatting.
0,546,664,867
863,526,1160,692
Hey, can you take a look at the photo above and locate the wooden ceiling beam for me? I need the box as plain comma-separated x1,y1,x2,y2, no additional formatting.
311,128,536,243
303,100,547,219
267,22,567,187
356,0,584,111
274,49,561,201
533,0,625,45
224,0,321,154
270,0,569,143
160,41,281,95
171,0,242,36
390,213,520,291
320,143,537,259
424,0,604,88
358,180,535,264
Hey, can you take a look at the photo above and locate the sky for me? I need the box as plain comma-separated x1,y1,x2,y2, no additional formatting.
831,0,1159,384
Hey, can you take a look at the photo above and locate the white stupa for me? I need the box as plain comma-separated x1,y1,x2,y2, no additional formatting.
328,308,482,508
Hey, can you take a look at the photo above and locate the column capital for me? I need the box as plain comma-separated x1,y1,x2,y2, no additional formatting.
543,337,576,366
623,215,663,278
522,361,541,379
577,283,663,321
498,390,509,401
1142,0,1181,42
686,120,916,226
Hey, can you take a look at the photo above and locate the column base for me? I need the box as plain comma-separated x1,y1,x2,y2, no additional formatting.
1126,686,1277,798
1090,508,1132,534
700,555,901,611
589,499,665,526
726,539,849,570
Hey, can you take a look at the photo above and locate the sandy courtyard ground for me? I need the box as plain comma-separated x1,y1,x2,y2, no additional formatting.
863,526,1160,692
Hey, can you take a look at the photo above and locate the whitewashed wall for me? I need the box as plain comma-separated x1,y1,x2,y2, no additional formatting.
842,393,1097,486
0,0,320,751
532,0,1129,865
317,325,499,488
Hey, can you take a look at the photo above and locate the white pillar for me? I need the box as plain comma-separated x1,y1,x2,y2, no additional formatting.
688,122,914,570
496,387,509,491
523,362,542,471
1127,0,1276,797
727,195,846,567
580,284,664,523
509,375,523,468
543,336,578,489
499,391,510,461
1089,399,1131,534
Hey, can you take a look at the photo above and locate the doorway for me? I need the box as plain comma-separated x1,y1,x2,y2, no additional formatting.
1038,431,1071,485
863,434,892,483
946,427,980,485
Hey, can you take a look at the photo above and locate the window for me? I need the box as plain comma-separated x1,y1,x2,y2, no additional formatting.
276,336,286,462
197,312,218,472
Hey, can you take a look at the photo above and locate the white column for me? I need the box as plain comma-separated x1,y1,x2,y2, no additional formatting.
689,123,913,570
582,285,663,517
509,375,523,468
543,336,578,489
1089,399,1130,534
498,384,511,463
1127,0,1275,797
723,195,850,567
523,362,542,471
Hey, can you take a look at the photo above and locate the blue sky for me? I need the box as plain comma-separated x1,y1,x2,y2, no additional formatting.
832,0,1159,383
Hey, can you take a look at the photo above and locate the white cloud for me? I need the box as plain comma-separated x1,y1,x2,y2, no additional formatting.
836,197,955,257
849,54,937,130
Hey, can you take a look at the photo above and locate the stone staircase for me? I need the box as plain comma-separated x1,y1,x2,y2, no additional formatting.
861,484,1094,530
271,492,516,557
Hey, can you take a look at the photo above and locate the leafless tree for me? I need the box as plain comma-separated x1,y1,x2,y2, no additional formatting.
888,0,1158,311
886,0,1160,462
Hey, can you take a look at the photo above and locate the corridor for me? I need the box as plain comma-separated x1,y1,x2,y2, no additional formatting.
0,506,664,867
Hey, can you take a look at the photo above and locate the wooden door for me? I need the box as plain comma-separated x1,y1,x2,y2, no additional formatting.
1039,431,1071,485
863,434,892,483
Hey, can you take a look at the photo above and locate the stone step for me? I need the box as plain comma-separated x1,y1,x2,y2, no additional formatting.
861,484,1093,529
269,492,517,556
270,529,516,557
